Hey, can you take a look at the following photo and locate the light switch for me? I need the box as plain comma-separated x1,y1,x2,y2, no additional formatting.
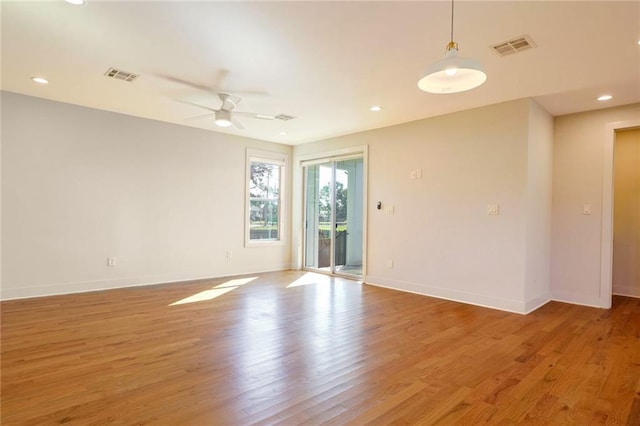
385,205,395,214
487,204,500,215
416,169,422,179
583,204,591,215
410,170,416,180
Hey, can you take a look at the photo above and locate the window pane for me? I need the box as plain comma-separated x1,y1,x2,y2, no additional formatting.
249,200,279,240
250,162,280,199
247,153,283,244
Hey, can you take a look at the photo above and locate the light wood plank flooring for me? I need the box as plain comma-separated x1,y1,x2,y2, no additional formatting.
2,270,639,425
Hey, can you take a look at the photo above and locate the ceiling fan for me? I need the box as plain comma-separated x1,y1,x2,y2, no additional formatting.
158,71,293,129
177,93,291,129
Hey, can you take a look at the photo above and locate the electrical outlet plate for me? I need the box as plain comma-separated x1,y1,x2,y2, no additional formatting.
487,204,500,215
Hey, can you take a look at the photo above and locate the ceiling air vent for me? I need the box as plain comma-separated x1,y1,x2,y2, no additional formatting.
275,114,295,121
492,35,536,56
104,67,139,82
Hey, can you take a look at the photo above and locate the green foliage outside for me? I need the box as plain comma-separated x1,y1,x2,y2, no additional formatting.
319,181,348,222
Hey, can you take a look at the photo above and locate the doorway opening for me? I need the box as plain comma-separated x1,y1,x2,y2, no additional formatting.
612,128,640,298
303,157,364,278
601,120,640,307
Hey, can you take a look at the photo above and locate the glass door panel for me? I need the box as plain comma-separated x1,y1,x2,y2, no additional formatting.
304,157,364,278
334,159,363,277
304,163,332,272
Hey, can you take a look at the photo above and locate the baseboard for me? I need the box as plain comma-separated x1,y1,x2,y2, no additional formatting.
0,263,292,301
364,275,528,314
612,291,640,299
612,285,640,299
524,293,552,314
550,290,609,309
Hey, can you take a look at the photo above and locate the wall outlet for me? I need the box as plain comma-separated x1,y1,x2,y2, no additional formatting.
583,204,591,215
416,168,422,179
226,250,232,259
387,259,394,269
410,170,416,180
385,205,395,214
487,204,500,215
107,257,116,267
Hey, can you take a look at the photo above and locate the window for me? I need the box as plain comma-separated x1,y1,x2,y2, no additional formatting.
246,150,286,245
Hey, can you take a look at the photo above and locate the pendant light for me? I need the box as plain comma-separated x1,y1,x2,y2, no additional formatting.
418,0,486,94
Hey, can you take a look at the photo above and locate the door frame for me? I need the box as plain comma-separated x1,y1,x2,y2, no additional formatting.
600,120,640,308
293,146,368,279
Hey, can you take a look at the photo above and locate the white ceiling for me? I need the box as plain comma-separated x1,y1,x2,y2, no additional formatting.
2,1,639,145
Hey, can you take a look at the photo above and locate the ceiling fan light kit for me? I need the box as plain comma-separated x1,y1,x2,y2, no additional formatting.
214,110,233,127
418,0,486,94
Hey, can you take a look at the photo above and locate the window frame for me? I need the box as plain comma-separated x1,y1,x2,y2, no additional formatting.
245,149,287,247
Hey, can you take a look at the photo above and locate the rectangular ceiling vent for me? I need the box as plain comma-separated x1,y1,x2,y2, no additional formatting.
275,114,295,121
104,67,139,82
492,35,536,56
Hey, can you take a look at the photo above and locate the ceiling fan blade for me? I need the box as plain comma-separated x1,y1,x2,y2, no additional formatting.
173,99,218,113
184,113,214,121
233,111,277,120
157,74,220,94
157,73,268,96
231,118,245,130
211,69,229,90
222,88,269,96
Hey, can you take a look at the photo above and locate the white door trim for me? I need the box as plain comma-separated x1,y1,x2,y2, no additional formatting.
600,120,640,308
293,145,368,276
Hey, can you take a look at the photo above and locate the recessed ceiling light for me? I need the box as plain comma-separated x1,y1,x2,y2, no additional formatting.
65,0,85,5
370,106,382,112
597,95,613,101
31,77,48,84
280,131,288,136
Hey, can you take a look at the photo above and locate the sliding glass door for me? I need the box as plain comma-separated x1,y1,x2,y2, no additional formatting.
304,157,364,278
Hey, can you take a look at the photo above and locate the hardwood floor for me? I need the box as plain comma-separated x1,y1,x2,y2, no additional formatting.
1,270,639,425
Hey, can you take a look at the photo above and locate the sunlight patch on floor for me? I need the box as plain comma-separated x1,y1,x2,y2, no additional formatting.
214,277,258,289
287,272,328,288
169,276,259,306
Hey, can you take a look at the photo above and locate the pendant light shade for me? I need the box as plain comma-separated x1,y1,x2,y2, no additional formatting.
418,42,486,93
418,0,486,94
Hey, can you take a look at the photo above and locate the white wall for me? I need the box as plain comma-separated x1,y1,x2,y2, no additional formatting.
551,103,640,307
1,92,292,300
295,100,539,313
7,90,634,310
523,100,553,311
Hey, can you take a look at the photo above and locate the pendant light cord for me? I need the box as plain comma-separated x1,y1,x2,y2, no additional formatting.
450,0,455,42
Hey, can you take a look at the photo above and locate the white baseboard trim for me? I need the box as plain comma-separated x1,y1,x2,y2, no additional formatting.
1,264,292,301
524,293,552,314
612,286,640,299
612,291,640,299
364,275,528,314
550,291,609,309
